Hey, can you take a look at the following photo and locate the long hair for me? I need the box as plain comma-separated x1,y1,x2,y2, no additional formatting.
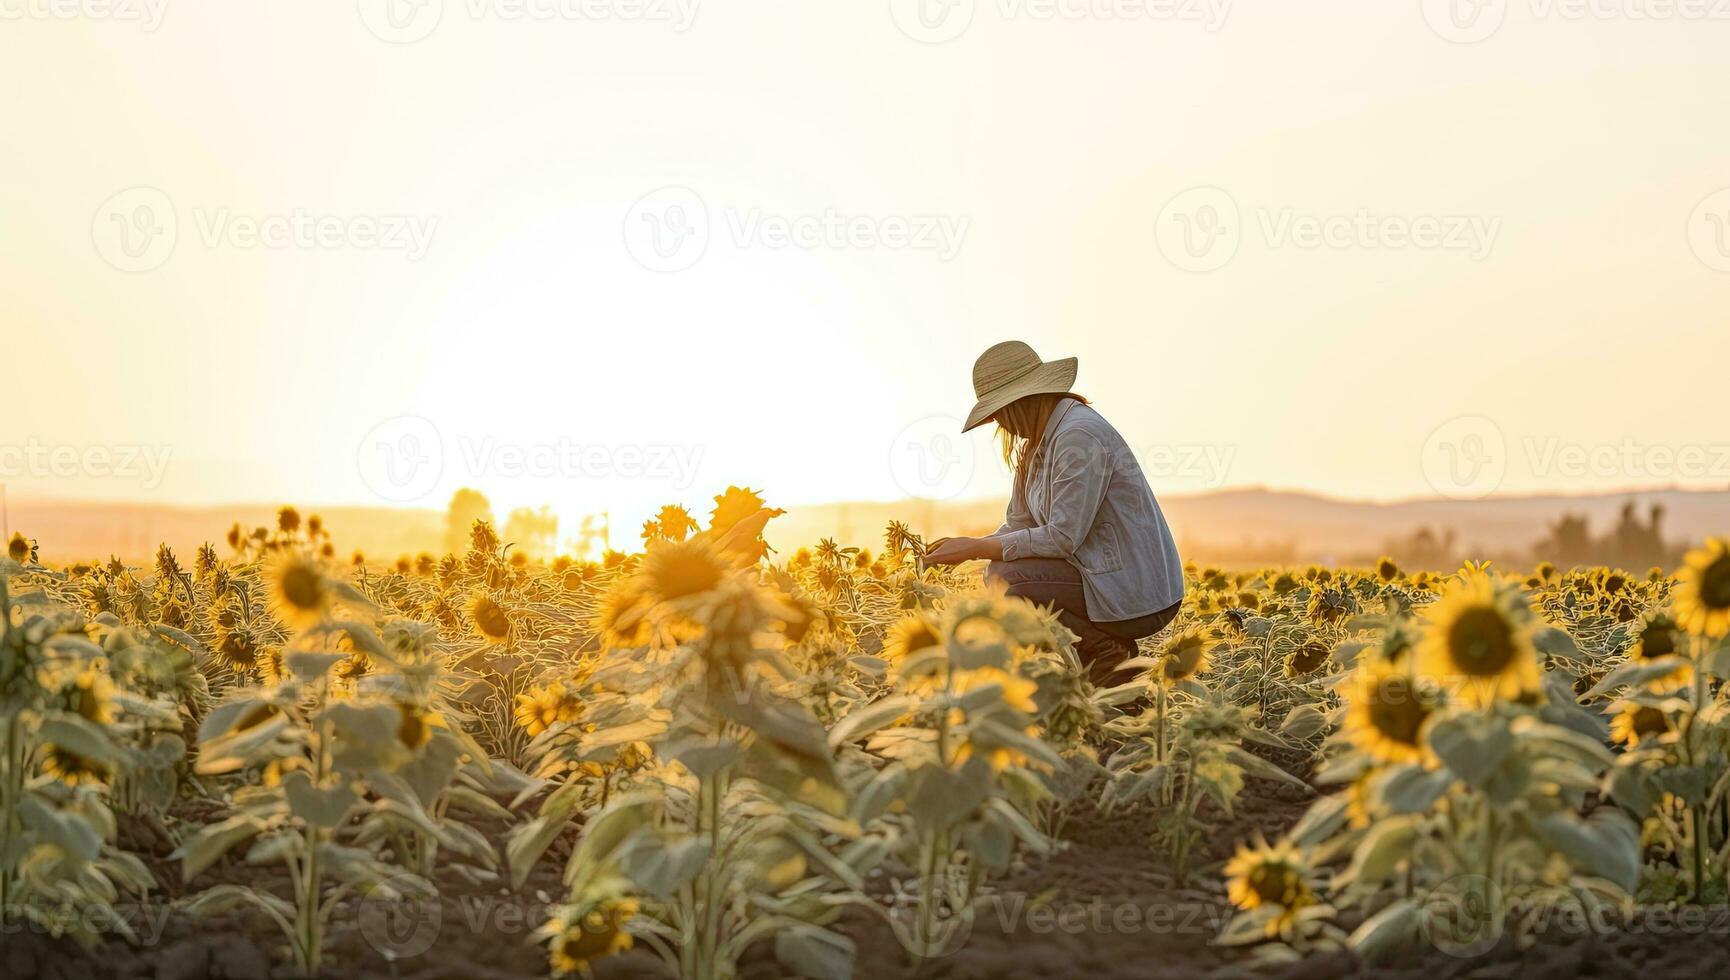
994,392,1088,477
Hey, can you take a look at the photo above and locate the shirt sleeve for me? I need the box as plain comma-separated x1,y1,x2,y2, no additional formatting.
994,430,1112,562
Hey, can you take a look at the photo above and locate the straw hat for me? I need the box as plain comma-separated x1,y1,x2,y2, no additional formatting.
962,341,1079,432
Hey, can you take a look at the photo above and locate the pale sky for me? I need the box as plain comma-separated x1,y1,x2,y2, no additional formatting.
4,0,1729,539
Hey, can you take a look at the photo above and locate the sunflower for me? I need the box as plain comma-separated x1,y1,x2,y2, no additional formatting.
882,612,943,664
1285,640,1331,678
639,538,730,604
1160,625,1217,682
1675,538,1730,637
1224,836,1316,934
395,702,438,750
595,583,654,649
957,667,1039,714
39,743,110,786
62,668,115,725
708,486,767,536
215,628,262,674
1416,572,1540,707
468,592,512,642
270,554,330,627
1306,587,1356,625
1626,611,1691,692
7,532,35,564
1344,664,1444,764
1376,557,1400,584
515,681,584,737
548,899,637,975
1609,701,1670,748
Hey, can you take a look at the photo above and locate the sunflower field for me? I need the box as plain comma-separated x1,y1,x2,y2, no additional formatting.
5,494,1730,979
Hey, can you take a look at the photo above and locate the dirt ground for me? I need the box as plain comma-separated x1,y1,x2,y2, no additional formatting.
6,745,1727,979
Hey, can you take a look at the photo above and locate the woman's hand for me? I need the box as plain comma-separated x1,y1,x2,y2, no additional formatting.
921,536,1002,566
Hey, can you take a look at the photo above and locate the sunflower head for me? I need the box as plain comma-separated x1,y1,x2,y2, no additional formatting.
1345,664,1444,764
1416,572,1540,708
1609,701,1670,748
1225,836,1315,933
708,486,767,536
1160,625,1217,682
1376,557,1401,583
639,538,730,603
395,702,438,750
61,669,115,725
1676,538,1730,638
7,533,36,564
468,592,512,642
547,899,637,975
1286,640,1331,678
215,628,262,674
883,612,944,664
39,743,111,787
277,506,301,534
270,554,330,627
595,582,654,649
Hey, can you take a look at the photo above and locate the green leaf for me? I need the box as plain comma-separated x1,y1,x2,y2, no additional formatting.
173,814,265,881
1583,657,1690,700
1376,765,1452,815
1534,810,1640,892
1426,712,1512,789
615,833,710,897
827,696,917,748
282,771,359,829
775,924,855,980
1348,899,1421,963
1339,816,1417,889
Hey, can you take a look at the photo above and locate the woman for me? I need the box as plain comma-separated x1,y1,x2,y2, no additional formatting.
923,341,1186,683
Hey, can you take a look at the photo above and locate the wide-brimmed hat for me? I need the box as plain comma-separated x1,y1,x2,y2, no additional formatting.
962,341,1079,432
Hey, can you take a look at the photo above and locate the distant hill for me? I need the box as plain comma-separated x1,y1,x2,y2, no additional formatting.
7,485,1728,571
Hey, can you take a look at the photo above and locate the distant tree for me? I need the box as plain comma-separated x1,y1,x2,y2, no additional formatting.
503,506,559,560
444,488,493,555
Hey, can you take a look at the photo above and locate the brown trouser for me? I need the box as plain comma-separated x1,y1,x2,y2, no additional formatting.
987,558,1181,686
